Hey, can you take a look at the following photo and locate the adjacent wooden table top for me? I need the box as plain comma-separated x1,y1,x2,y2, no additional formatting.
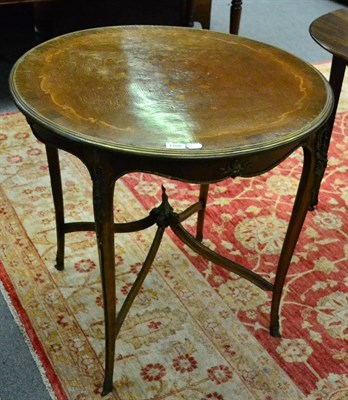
310,7,348,62
10,26,331,160
309,8,348,61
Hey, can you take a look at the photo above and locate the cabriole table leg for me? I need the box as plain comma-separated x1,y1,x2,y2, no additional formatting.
310,57,346,209
196,183,209,242
45,144,65,271
270,130,324,337
92,161,117,396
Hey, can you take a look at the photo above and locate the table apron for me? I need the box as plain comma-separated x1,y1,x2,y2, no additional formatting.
28,119,317,184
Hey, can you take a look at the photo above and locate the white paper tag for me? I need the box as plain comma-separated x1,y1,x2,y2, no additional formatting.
166,142,186,149
186,143,202,149
166,142,202,149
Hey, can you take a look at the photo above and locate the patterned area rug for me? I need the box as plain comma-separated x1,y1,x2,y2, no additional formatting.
0,63,347,400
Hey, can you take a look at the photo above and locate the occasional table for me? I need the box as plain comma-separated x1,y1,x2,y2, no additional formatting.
10,26,333,395
309,7,348,206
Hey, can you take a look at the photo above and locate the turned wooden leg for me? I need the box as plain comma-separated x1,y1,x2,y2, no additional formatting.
92,165,116,396
310,56,345,209
230,0,243,35
270,139,318,337
45,145,65,271
196,184,209,242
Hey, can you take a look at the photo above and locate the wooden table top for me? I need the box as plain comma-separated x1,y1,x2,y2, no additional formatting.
10,26,332,158
310,8,348,62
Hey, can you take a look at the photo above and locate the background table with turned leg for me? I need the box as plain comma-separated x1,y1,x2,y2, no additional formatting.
309,7,348,208
10,26,333,395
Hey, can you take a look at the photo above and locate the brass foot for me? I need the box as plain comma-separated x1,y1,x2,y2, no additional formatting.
101,377,113,396
196,232,203,242
308,200,317,211
55,248,65,270
270,321,281,338
54,263,64,271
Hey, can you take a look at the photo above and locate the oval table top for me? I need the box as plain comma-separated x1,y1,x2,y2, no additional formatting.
310,8,348,63
10,26,332,158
